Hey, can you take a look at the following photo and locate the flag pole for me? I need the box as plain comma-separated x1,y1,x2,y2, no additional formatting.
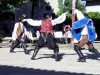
71,0,77,48
72,0,77,26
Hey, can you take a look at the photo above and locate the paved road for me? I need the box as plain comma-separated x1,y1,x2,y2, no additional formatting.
0,46,100,75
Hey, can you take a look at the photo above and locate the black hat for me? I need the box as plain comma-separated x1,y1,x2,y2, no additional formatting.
18,14,26,21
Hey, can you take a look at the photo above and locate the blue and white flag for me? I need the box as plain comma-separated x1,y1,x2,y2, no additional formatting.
71,17,97,43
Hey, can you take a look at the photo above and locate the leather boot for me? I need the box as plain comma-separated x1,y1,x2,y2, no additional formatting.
54,48,59,61
10,47,14,53
22,43,29,54
31,47,39,60
10,41,16,53
74,45,86,62
89,47,100,57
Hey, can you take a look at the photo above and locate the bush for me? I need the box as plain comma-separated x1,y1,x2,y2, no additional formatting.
87,12,100,20
87,12,100,40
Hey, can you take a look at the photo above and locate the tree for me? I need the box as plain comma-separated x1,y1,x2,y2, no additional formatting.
57,0,84,15
0,0,29,11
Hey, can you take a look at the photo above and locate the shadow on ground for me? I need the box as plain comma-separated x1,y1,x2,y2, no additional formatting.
0,65,92,75
33,53,76,61
85,53,100,61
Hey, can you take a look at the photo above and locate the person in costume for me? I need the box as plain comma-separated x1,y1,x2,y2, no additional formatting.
23,11,69,61
10,17,29,54
63,25,72,44
71,9,100,62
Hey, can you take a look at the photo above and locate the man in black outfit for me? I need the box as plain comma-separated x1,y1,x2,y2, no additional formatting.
23,11,69,61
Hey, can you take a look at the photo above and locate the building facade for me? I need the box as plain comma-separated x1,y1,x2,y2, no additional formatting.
0,0,59,37
81,0,100,12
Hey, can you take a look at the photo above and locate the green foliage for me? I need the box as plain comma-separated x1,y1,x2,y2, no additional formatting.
66,14,72,24
77,0,84,10
57,0,72,15
87,12,100,19
57,0,84,15
0,0,29,11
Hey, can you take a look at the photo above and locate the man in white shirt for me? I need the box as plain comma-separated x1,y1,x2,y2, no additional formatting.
10,17,29,54
23,11,69,61
72,9,100,62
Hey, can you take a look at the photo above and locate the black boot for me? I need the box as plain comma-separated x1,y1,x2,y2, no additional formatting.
10,41,16,53
89,47,100,57
22,43,29,54
24,49,29,54
10,39,21,53
31,47,39,60
74,45,86,62
54,48,59,61
10,48,14,53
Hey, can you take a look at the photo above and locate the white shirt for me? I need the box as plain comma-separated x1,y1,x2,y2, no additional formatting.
23,13,67,26
74,9,85,20
12,22,27,41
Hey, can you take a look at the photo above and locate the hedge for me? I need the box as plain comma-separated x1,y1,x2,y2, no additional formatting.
87,12,100,20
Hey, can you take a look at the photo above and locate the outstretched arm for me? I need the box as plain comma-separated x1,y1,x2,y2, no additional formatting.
52,11,69,25
22,19,42,26
52,13,66,25
74,9,85,20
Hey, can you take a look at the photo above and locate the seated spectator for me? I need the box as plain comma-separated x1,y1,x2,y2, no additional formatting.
63,25,72,44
